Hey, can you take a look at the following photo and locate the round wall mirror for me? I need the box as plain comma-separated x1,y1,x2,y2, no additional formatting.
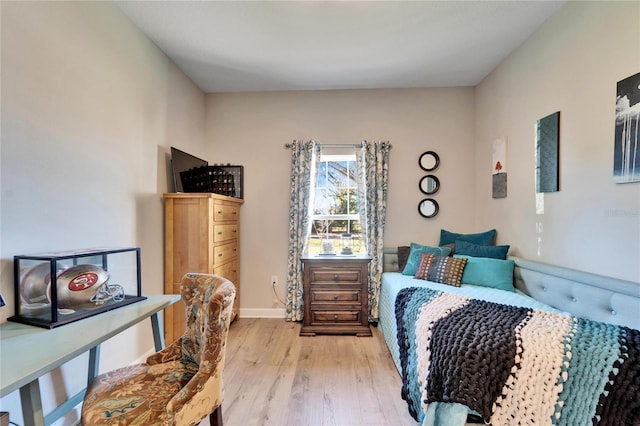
418,198,439,218
419,175,440,195
419,151,440,171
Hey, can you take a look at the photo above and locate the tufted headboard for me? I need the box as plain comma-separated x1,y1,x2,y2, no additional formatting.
511,257,639,329
382,247,640,330
383,247,401,273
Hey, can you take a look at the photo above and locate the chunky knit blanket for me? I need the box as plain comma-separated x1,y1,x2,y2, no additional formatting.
395,287,640,425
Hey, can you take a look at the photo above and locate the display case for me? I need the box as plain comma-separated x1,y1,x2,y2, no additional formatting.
179,164,243,199
10,247,146,329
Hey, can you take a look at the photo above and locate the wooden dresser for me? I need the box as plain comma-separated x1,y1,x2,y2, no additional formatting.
163,193,243,345
300,255,372,337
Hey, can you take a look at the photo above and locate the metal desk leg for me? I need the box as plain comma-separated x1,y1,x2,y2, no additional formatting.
19,379,44,426
41,346,100,426
150,312,165,352
88,345,100,385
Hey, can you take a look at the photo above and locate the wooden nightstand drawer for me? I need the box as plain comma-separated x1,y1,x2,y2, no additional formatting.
311,310,361,324
309,268,362,284
213,224,238,242
311,289,361,304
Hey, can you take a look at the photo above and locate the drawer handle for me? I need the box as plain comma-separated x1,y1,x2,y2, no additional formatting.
218,253,223,257
333,295,339,301
233,229,237,233
333,274,339,281
217,231,222,235
334,314,339,321
217,210,223,214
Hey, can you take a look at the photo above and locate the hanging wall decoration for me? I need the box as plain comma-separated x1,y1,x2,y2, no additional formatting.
536,111,560,193
614,71,640,184
418,151,440,218
492,138,507,198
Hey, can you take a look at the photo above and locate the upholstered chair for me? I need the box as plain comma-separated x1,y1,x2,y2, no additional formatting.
81,273,236,426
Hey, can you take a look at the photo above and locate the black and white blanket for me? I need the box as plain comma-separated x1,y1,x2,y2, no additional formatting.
395,286,640,425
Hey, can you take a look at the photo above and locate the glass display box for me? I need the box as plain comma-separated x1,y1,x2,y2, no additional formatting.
10,247,146,329
179,164,244,199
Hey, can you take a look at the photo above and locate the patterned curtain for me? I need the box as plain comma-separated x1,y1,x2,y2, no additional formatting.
356,140,391,321
285,140,320,321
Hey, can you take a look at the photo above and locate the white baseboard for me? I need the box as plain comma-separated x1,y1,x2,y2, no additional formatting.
239,308,286,318
135,348,156,364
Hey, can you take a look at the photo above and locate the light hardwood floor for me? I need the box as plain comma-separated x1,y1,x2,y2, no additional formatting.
206,318,419,426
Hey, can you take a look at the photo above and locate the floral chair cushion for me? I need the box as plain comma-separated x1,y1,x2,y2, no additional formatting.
82,273,235,426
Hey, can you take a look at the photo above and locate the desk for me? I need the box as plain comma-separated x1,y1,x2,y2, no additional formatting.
0,294,179,426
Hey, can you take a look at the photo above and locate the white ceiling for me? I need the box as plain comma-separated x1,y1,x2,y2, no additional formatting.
115,1,566,93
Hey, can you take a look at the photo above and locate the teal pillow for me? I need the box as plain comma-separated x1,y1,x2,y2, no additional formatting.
454,255,515,292
402,242,452,276
454,240,509,260
439,229,497,246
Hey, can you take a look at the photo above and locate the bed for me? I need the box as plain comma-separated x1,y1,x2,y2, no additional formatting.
378,246,640,426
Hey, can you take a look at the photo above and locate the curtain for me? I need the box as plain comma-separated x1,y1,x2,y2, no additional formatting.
356,140,391,321
285,140,320,321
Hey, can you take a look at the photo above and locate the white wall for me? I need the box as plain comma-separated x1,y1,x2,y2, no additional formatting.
0,2,206,423
205,88,476,314
474,1,640,282
1,0,638,423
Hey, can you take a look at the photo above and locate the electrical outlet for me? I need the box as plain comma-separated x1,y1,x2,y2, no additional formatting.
271,275,278,287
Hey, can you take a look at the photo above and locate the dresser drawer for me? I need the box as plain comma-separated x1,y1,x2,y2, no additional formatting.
214,202,239,221
214,259,240,319
311,310,362,324
308,268,362,285
214,260,239,283
311,289,361,304
213,242,238,265
213,224,238,243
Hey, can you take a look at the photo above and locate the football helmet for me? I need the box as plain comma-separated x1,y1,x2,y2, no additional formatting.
20,262,65,307
20,263,124,313
56,264,124,311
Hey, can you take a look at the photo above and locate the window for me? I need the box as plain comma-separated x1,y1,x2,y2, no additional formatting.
308,154,362,255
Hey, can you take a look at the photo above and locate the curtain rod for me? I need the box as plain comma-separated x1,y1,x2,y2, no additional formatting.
283,141,392,149
283,143,361,149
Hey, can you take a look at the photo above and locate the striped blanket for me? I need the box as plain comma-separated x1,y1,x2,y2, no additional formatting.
395,287,640,425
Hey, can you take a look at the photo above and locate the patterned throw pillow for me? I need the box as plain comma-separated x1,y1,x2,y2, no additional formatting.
414,253,468,287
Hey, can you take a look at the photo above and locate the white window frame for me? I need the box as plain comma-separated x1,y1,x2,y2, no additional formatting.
310,153,360,230
308,154,361,253
312,154,359,228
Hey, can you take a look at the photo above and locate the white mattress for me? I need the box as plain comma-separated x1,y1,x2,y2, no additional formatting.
378,272,559,374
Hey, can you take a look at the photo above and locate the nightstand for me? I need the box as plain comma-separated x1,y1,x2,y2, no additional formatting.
299,255,372,337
